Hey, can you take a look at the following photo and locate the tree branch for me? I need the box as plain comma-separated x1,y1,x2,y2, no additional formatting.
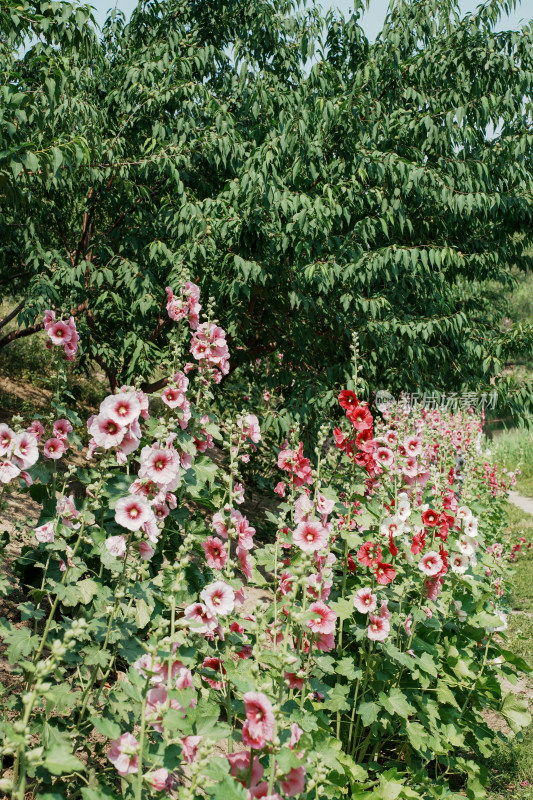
0,300,25,331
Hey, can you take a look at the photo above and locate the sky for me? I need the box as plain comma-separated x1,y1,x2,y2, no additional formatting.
88,0,531,39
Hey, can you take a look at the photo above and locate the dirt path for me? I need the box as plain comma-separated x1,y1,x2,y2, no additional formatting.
508,491,533,516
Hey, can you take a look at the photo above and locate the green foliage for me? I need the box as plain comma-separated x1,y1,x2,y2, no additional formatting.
1,0,533,423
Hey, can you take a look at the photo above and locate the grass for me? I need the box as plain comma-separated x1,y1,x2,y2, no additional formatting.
487,501,533,800
492,428,533,499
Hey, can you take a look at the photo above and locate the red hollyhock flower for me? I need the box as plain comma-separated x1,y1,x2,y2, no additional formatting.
388,533,398,557
347,405,373,432
333,427,346,449
411,530,426,554
354,451,371,468
357,541,382,567
375,562,396,585
347,553,357,573
438,544,449,575
422,508,439,527
339,390,359,410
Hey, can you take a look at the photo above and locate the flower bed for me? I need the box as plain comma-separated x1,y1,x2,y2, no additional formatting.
0,286,530,800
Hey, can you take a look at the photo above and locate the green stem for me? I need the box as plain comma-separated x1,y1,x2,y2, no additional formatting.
135,690,148,800
32,523,85,667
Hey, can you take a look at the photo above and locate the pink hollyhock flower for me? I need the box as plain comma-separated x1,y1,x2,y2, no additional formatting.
353,587,377,614
402,456,418,478
0,424,15,456
279,766,306,797
384,429,397,446
404,435,422,457
233,482,245,504
418,550,443,576
43,309,55,330
152,501,169,521
368,614,390,642
184,602,218,634
115,495,152,531
181,735,202,764
43,437,66,460
53,419,73,440
374,446,394,468
376,599,391,620
237,544,253,581
238,413,261,443
149,768,173,792
357,541,382,567
105,535,127,557
48,320,71,346
228,751,264,787
375,562,396,585
142,516,160,544
317,492,334,517
243,691,275,742
202,537,227,570
315,632,335,651
424,576,443,601
139,445,180,486
200,581,235,616
145,686,173,732
294,492,313,524
161,386,185,409
35,522,55,543
57,494,79,526
404,613,413,635
100,392,141,427
12,432,39,469
88,414,125,448
307,601,337,635
233,509,255,550
274,481,286,497
242,721,267,750
26,420,44,441
202,656,226,689
107,732,139,776
173,370,189,393
290,722,303,750
212,511,228,538
292,521,328,553
137,541,155,560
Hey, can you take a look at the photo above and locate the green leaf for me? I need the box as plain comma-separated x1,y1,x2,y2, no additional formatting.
500,693,532,733
379,688,415,719
43,744,86,775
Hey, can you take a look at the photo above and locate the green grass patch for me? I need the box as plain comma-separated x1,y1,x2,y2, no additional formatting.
487,501,533,800
492,429,533,499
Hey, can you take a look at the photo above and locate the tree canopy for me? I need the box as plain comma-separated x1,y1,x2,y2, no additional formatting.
1,0,532,424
